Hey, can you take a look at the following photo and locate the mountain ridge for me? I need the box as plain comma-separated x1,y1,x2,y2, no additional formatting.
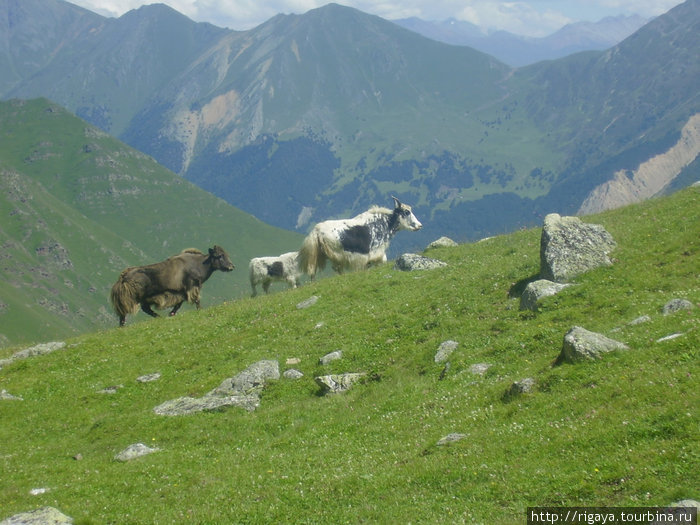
392,14,650,66
1,0,698,259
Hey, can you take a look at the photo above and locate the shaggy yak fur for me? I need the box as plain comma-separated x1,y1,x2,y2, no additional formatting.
248,251,301,296
110,246,234,326
299,197,422,277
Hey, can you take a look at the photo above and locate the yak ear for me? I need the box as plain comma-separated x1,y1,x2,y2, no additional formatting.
391,195,402,208
209,247,215,256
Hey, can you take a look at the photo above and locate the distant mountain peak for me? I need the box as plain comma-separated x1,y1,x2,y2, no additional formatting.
393,13,650,66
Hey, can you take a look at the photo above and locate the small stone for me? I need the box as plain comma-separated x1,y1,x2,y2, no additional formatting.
114,443,159,462
136,372,161,383
663,299,693,315
315,373,366,394
0,389,23,401
394,253,447,271
297,296,319,309
656,333,684,343
0,506,73,524
437,433,467,446
320,350,342,365
557,326,628,363
628,315,651,325
426,237,457,250
98,385,122,394
504,377,536,400
434,340,458,363
469,363,491,376
283,369,304,380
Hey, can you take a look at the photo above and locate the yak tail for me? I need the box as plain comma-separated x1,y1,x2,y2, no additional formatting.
110,272,141,319
298,229,327,277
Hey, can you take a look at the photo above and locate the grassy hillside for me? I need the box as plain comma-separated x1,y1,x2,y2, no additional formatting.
0,186,697,523
0,98,303,347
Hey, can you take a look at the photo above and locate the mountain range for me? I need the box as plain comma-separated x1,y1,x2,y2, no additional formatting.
392,14,650,67
2,0,698,253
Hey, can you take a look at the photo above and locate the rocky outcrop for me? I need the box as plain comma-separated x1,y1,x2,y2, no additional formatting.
153,360,279,415
540,214,616,283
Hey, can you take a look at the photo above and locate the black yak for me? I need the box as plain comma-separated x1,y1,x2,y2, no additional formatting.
110,246,234,326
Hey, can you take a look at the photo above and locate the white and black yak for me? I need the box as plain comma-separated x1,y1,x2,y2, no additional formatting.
249,251,301,297
110,246,234,326
298,197,422,277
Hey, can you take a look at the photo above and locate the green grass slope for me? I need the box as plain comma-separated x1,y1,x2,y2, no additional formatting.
0,98,303,347
0,187,697,523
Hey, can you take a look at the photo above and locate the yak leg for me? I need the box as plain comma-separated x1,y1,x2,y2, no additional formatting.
263,280,271,294
119,315,126,327
141,302,159,318
169,301,185,316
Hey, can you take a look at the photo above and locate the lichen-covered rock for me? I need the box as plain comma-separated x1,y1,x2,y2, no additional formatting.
212,360,280,397
0,341,66,370
296,296,319,309
0,506,73,524
0,389,23,401
426,236,458,250
519,279,572,311
320,350,342,365
557,326,628,363
153,394,260,415
540,214,616,283
436,433,467,446
434,340,458,363
283,369,304,380
394,253,447,271
136,372,161,383
315,373,366,394
114,443,160,462
469,363,491,376
662,298,694,315
504,377,536,400
154,360,279,416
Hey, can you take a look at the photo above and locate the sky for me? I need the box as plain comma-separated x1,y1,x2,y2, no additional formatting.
66,0,685,37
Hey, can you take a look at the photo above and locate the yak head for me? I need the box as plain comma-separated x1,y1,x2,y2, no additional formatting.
208,245,235,271
392,196,422,231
